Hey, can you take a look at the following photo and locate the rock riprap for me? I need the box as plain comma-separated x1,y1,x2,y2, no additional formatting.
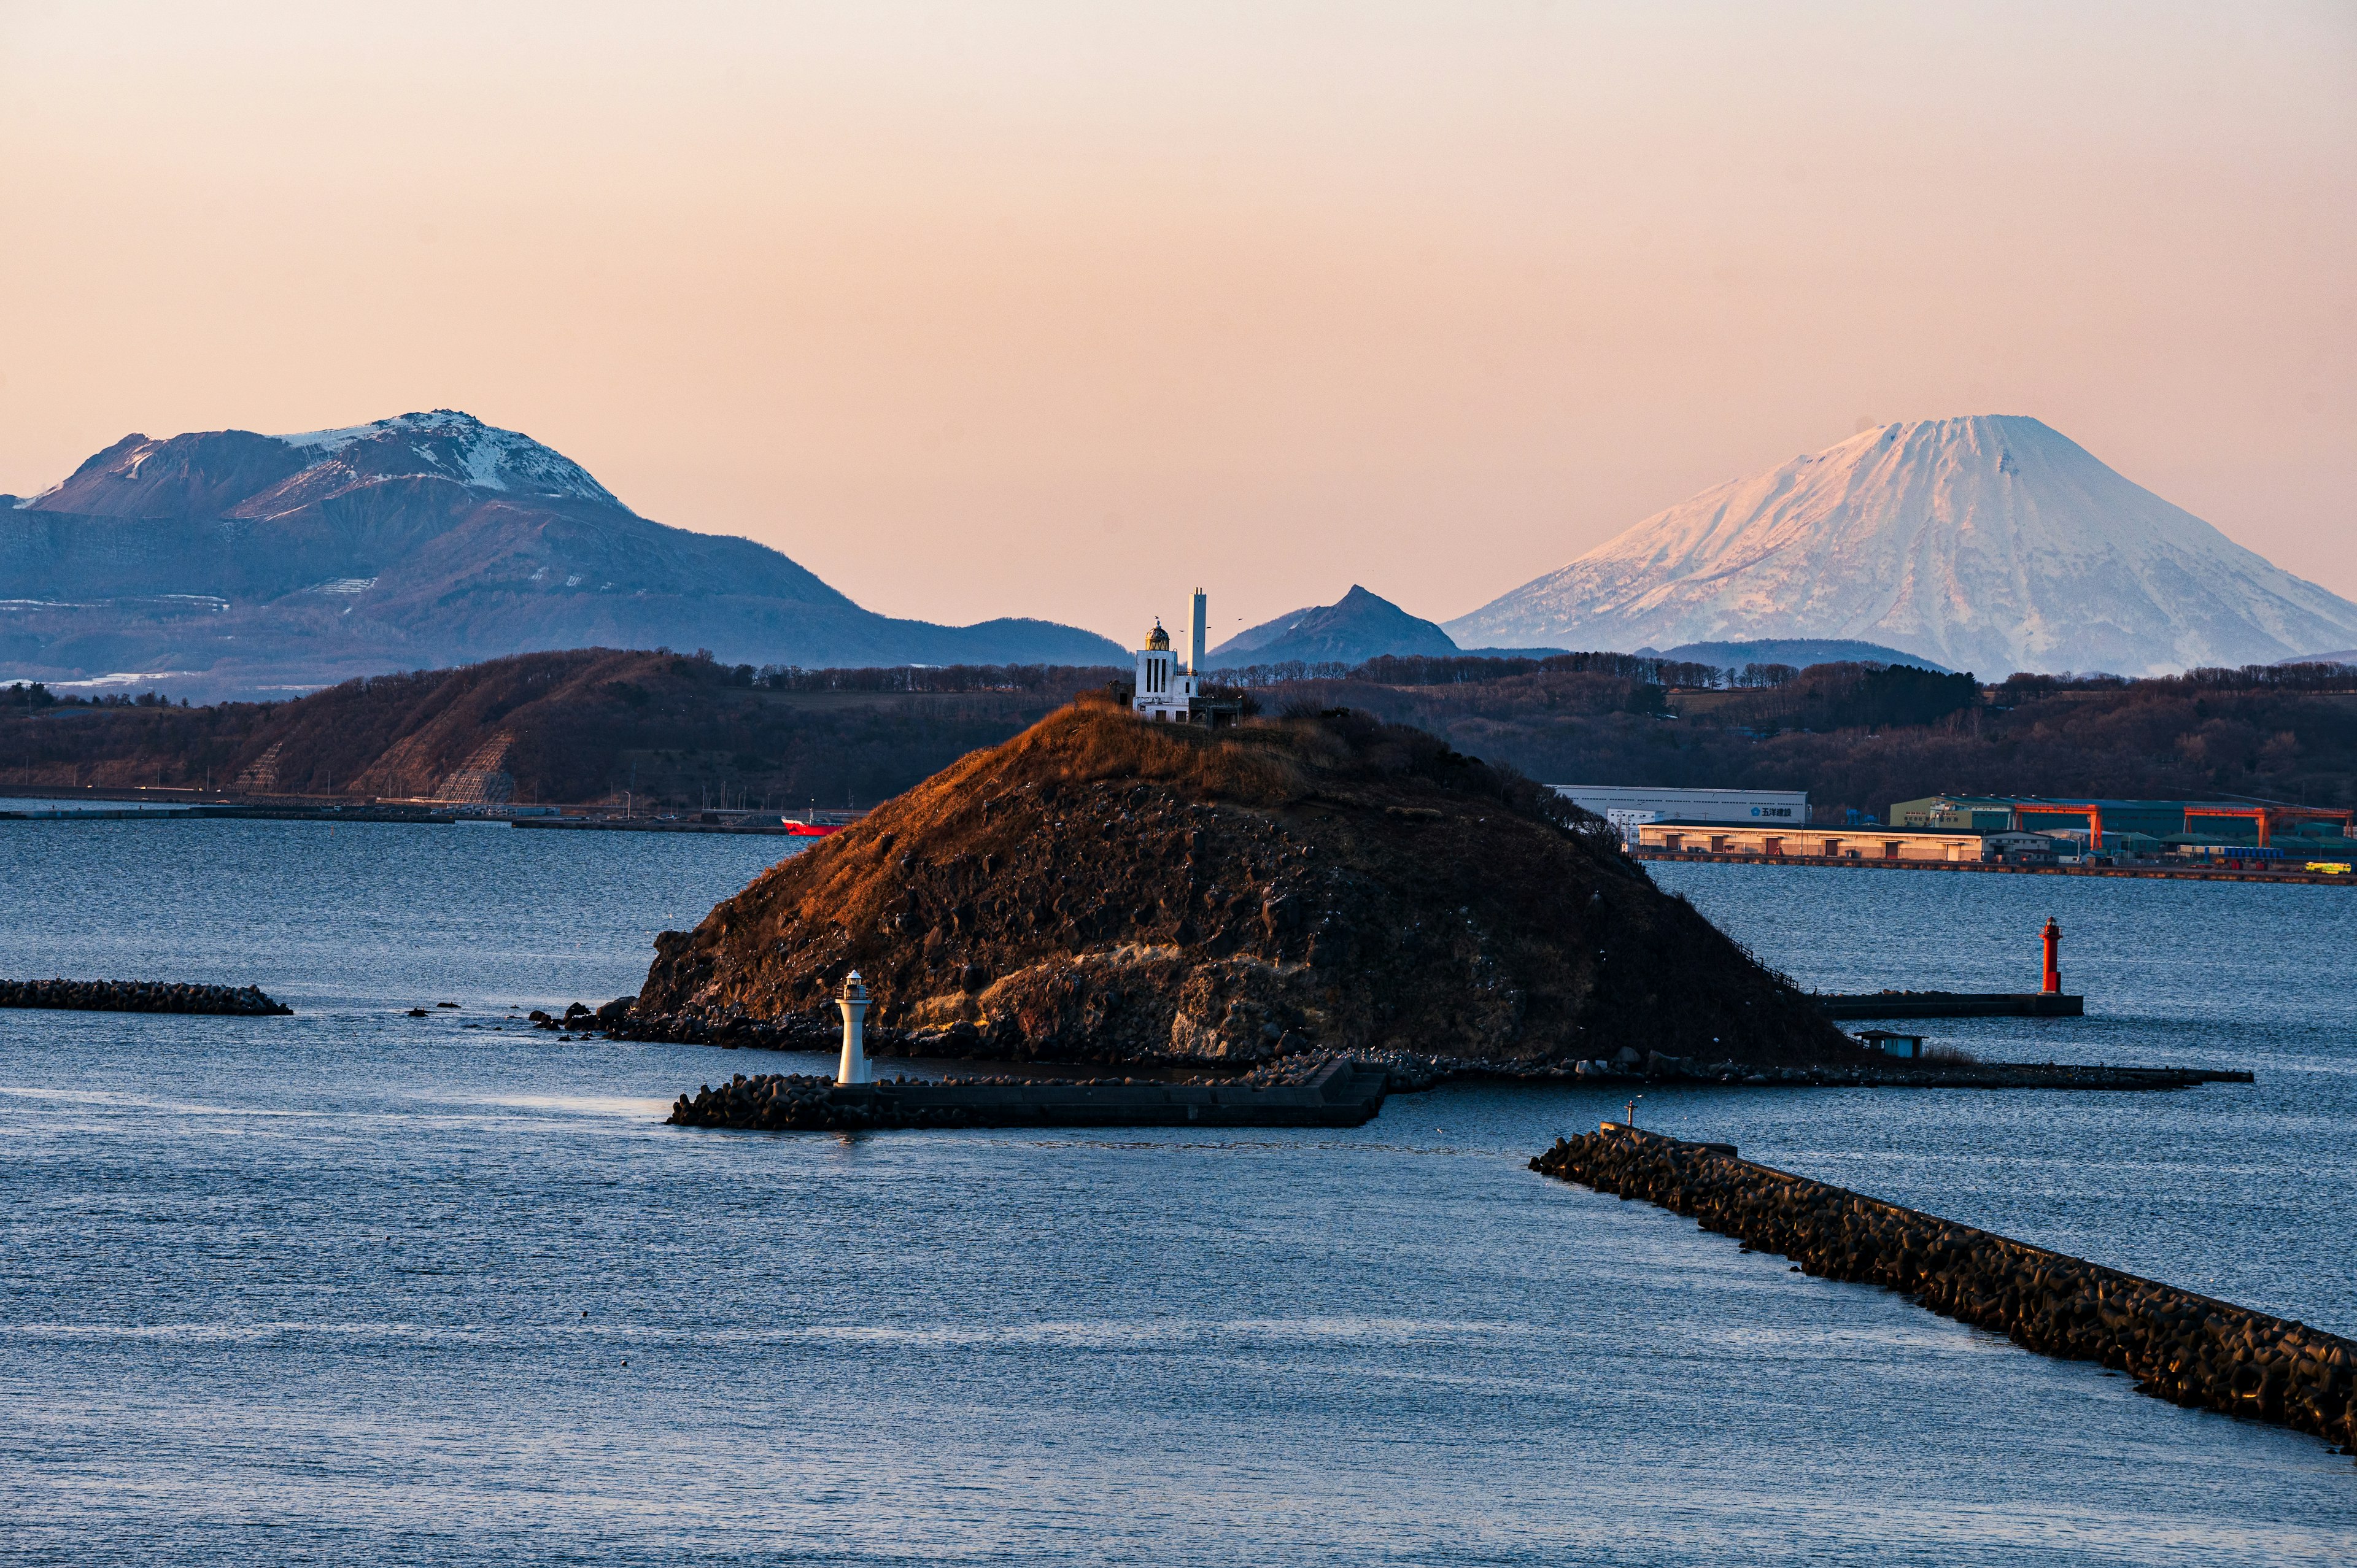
0,978,292,1016
1531,1126,2356,1457
630,700,1849,1069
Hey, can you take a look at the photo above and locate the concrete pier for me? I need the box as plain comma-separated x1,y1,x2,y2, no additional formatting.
1815,991,2084,1019
668,1055,1391,1132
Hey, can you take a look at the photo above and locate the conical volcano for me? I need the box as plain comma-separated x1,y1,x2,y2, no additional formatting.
1446,416,2357,677
634,700,1849,1067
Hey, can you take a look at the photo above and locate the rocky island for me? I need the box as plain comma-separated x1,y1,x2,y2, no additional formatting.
616,697,1852,1070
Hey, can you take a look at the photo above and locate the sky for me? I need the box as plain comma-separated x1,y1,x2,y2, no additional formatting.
2,1,2351,649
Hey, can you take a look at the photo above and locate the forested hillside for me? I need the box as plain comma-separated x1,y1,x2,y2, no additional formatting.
1,651,1120,811
8,650,2353,821
1254,656,2357,818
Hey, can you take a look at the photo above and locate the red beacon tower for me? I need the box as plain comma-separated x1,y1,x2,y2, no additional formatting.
2040,917,2062,995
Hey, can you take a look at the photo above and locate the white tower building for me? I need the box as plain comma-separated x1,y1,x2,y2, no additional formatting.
1133,587,1240,727
1132,618,1199,722
836,970,872,1084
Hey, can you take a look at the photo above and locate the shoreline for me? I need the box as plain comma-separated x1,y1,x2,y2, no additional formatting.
595,1002,2249,1095
1638,848,2353,886
0,800,813,835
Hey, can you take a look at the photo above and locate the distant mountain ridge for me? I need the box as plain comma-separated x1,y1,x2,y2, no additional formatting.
2,410,1122,697
1206,585,1458,668
1648,638,1953,674
1445,416,2357,677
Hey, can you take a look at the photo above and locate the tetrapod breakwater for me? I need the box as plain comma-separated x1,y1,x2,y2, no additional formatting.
0,978,293,1016
1531,1124,2356,1459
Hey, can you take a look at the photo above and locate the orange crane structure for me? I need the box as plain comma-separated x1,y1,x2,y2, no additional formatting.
2180,805,2356,850
2007,800,2105,850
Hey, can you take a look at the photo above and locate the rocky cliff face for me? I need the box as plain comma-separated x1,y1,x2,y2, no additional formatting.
635,700,1849,1067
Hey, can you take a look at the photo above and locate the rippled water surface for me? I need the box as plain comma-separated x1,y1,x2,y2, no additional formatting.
2,821,2351,1564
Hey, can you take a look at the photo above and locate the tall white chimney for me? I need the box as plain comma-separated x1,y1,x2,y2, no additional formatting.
1190,587,1207,676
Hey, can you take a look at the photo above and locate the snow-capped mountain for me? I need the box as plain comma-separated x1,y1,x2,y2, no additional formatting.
1445,417,2357,678
21,410,624,521
1,411,1122,695
276,410,624,506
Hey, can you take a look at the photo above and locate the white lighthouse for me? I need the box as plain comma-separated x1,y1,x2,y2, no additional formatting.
1134,587,1231,725
836,970,872,1084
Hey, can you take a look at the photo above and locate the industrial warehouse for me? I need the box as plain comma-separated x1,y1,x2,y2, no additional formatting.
1554,786,2357,876
1882,795,2356,861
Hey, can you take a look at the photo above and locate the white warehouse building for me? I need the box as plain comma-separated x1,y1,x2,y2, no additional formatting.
1550,784,1809,844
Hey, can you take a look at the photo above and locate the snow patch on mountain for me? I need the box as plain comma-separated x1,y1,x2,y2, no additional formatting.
1446,416,2357,677
276,410,624,509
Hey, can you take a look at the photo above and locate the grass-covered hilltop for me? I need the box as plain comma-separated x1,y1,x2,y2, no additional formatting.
630,697,1850,1068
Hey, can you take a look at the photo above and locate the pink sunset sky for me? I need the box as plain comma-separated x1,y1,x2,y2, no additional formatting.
2,1,2351,648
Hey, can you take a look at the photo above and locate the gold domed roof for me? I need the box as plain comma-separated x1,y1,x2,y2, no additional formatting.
1145,620,1170,651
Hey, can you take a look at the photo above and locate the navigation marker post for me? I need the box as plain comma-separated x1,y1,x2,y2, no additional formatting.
837,971,872,1085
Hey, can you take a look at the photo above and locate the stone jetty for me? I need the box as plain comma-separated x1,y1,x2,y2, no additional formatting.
0,978,292,1016
668,1053,1391,1132
1531,1125,2356,1458
1814,991,2084,1020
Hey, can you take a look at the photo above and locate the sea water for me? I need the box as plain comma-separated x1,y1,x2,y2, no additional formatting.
1,820,2350,1564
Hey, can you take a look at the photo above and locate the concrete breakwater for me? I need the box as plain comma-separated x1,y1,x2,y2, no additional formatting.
1531,1126,2356,1458
668,1054,1391,1131
1814,991,2083,1020
0,978,292,1016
